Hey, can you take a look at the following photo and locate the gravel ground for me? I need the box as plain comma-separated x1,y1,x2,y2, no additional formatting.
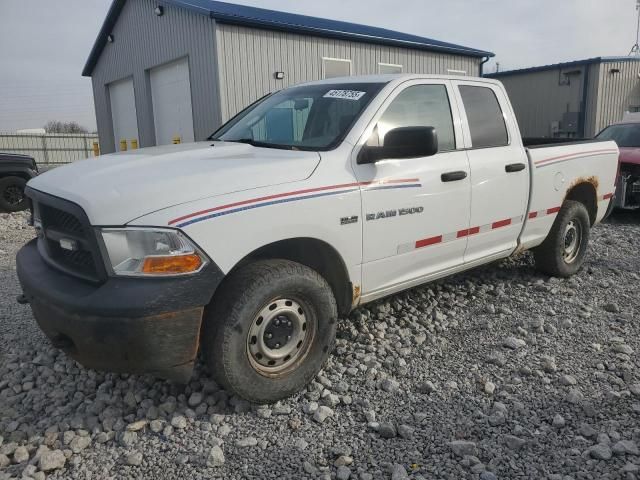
1,210,639,480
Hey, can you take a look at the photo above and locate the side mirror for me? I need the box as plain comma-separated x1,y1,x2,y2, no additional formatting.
358,126,438,165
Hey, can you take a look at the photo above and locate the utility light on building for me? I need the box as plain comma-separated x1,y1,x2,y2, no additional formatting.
155,6,164,16
274,72,285,80
107,34,114,43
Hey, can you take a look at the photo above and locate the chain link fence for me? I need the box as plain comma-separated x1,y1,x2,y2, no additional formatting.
0,133,99,166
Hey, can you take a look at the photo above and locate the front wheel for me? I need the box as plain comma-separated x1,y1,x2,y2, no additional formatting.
202,259,338,403
533,200,591,278
0,176,28,212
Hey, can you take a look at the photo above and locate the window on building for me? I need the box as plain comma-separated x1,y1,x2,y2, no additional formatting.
374,84,456,152
323,58,352,79
459,86,509,148
378,63,403,74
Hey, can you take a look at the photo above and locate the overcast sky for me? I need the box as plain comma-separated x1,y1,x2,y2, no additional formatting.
0,0,638,132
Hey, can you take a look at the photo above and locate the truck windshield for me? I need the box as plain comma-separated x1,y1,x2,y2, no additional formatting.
596,124,640,147
210,82,386,151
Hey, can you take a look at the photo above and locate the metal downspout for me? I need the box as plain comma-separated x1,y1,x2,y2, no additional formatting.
579,64,591,138
479,56,491,76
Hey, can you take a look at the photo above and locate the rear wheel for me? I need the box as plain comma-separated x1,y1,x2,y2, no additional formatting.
533,200,591,277
0,176,28,212
202,259,338,403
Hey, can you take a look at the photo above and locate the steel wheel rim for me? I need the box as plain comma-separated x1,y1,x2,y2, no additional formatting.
3,185,23,206
246,298,316,377
563,220,582,264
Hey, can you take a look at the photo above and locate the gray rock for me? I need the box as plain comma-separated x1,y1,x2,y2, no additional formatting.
70,435,91,453
236,437,258,448
12,446,29,463
579,424,598,438
397,424,414,440
503,337,526,350
552,414,565,428
381,378,400,393
612,440,640,456
391,464,409,480
449,440,477,457
0,454,9,468
39,450,66,472
207,446,225,467
566,389,584,404
378,422,397,439
503,434,526,451
589,444,612,460
334,455,353,467
336,465,351,480
612,343,633,355
603,303,620,313
119,431,138,447
170,415,187,429
187,392,203,407
559,374,577,386
313,406,333,424
126,451,143,466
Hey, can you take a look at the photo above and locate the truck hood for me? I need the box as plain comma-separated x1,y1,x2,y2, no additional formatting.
619,147,640,166
28,141,321,225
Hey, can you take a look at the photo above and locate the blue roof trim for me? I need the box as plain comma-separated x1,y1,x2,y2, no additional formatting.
486,56,640,78
83,0,494,77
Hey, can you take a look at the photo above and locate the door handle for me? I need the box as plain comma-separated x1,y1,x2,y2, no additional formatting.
505,163,526,173
441,171,468,182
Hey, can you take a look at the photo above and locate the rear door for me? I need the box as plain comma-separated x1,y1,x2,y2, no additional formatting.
452,80,530,263
354,79,472,296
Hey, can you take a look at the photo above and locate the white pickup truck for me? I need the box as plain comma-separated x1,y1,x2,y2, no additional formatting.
17,74,618,403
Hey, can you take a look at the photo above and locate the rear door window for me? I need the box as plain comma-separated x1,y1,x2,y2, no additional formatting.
459,86,509,148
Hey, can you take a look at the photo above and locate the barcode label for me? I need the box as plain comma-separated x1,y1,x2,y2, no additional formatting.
323,90,366,101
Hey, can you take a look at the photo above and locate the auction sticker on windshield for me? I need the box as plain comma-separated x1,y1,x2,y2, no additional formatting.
323,90,367,101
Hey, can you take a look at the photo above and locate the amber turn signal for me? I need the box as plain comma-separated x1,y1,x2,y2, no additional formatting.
141,254,203,274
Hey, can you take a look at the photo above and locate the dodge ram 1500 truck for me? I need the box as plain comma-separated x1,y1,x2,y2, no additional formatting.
16,74,618,403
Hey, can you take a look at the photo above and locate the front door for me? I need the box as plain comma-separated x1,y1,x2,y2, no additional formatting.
353,80,472,297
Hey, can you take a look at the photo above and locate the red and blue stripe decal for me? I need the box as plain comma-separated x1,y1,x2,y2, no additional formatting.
169,179,421,227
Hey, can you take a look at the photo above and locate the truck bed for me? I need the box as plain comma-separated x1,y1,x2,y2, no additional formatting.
517,140,619,251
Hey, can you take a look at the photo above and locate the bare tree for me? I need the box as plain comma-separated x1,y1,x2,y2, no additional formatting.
44,120,89,134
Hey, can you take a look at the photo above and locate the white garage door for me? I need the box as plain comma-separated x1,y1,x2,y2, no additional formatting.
150,58,195,146
109,77,139,151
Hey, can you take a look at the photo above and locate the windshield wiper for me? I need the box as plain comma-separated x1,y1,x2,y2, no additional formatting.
215,138,295,150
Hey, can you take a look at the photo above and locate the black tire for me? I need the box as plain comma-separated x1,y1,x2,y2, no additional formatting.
533,200,591,278
0,176,28,212
202,259,338,404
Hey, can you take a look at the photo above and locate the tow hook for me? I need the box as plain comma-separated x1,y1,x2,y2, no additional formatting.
16,294,29,305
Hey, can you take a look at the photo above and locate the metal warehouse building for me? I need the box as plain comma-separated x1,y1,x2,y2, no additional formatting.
487,57,640,139
83,0,493,154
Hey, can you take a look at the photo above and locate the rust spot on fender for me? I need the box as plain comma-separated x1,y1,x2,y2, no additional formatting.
352,285,361,307
566,175,600,197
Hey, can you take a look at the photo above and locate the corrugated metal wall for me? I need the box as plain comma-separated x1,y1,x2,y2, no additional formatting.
591,60,640,134
90,0,221,153
492,60,640,138
495,68,586,138
215,24,482,121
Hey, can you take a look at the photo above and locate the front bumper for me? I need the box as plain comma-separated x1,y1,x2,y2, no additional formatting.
16,239,224,382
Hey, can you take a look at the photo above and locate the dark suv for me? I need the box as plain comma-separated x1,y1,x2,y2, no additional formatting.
0,153,38,212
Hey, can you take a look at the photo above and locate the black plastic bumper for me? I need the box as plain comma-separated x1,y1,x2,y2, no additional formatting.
16,239,224,382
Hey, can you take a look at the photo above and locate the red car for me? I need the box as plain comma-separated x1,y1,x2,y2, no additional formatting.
597,122,640,210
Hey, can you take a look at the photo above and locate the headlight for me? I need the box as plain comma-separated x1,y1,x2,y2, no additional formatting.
98,228,209,277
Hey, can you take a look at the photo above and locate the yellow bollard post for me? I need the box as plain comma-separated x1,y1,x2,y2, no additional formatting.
93,142,100,157
131,139,138,150
172,135,181,145
120,139,128,151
